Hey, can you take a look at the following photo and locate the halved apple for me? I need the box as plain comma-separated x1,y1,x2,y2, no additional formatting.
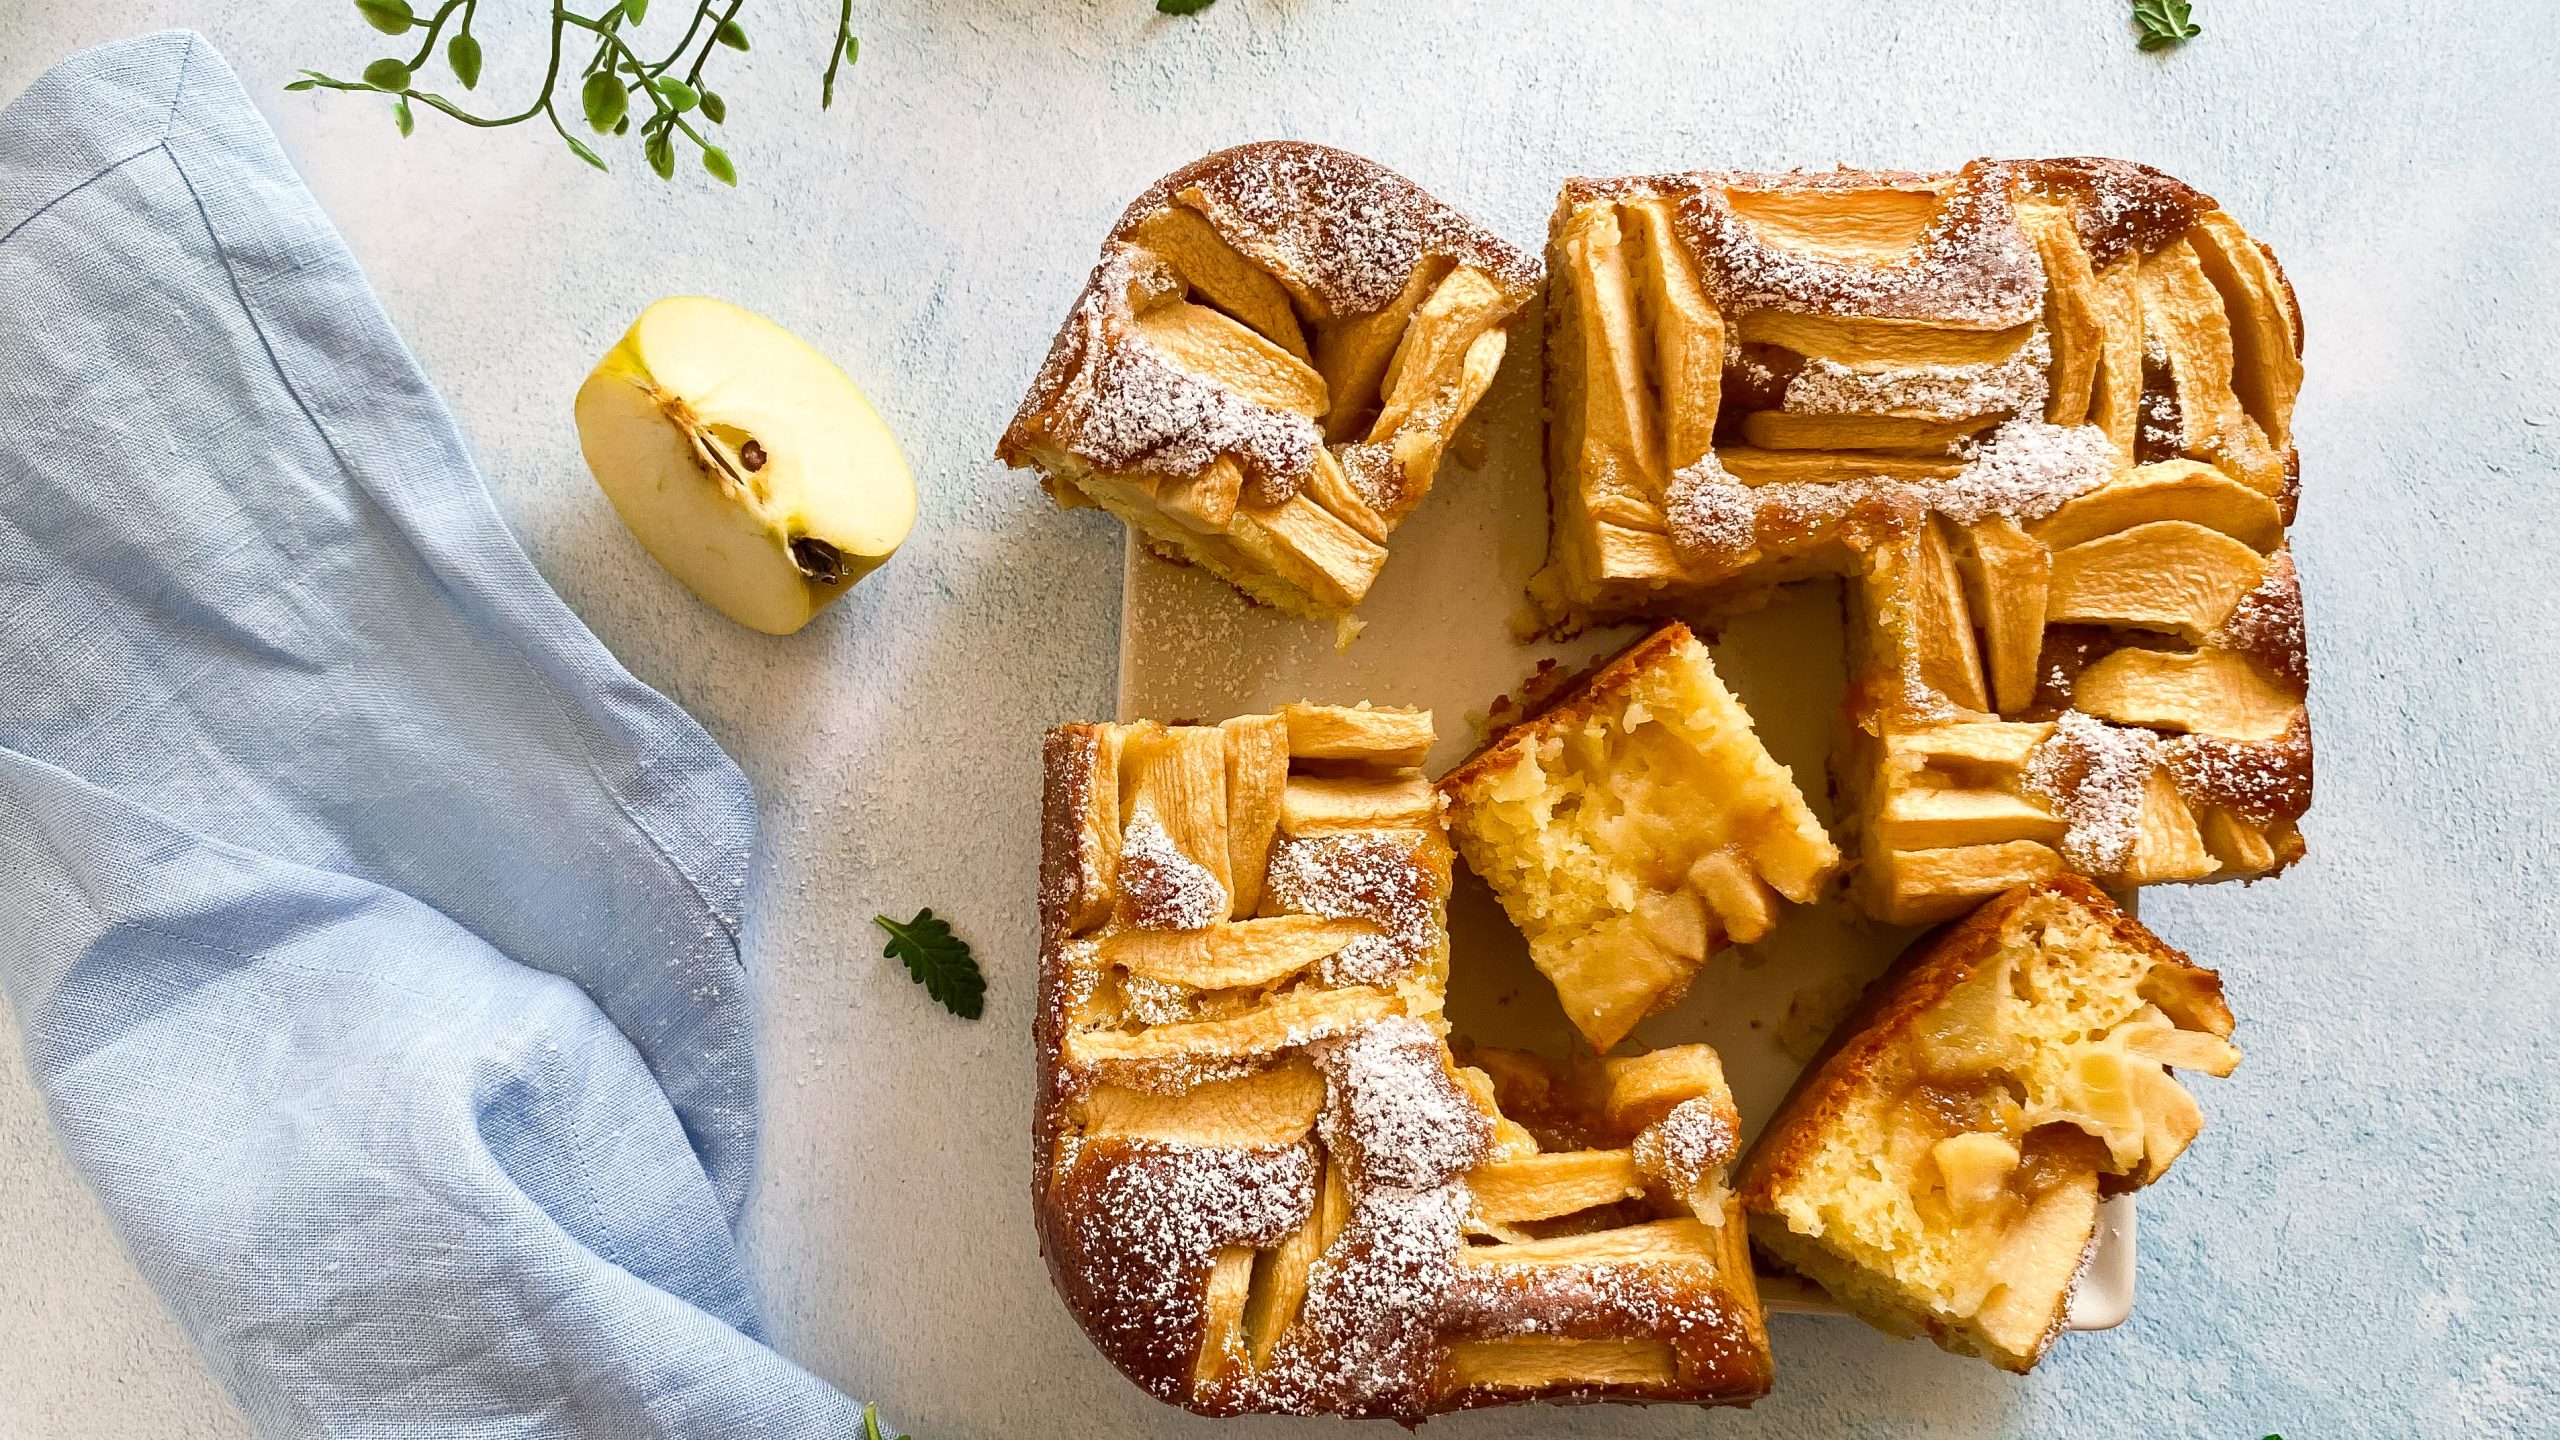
575,296,915,635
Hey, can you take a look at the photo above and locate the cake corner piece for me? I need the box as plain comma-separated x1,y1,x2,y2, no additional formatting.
1034,703,1774,1418
1000,142,1540,625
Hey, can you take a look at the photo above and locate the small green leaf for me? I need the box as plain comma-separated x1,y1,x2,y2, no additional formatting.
564,134,609,171
715,18,750,49
2132,0,2201,50
873,909,984,1019
1157,0,1217,13
581,70,628,131
702,145,738,186
447,33,482,89
614,114,632,135
285,78,322,92
845,35,861,65
622,0,650,21
646,129,676,179
699,89,726,124
392,95,414,136
652,77,700,111
355,0,415,36
361,58,413,91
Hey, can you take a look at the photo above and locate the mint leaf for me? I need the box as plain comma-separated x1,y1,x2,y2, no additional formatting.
874,909,985,1019
2133,0,2201,50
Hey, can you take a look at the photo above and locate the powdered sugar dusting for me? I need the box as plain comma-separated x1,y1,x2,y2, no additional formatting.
1632,1097,1741,1198
1041,252,1324,502
2163,718,2314,826
2024,709,2162,875
1118,810,1229,930
1051,1138,1319,1395
1680,164,2043,326
1661,420,2114,570
1784,329,2052,423
2212,551,2308,692
1264,833,1438,986
1144,142,1538,319
1311,1019,1489,1191
1262,1182,1468,1412
1933,418,2120,524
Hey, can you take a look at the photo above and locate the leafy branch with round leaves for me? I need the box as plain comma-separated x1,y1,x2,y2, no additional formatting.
288,0,866,184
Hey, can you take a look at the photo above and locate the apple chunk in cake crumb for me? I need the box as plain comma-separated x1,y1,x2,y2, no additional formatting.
1437,621,1839,1051
1735,875,2240,1372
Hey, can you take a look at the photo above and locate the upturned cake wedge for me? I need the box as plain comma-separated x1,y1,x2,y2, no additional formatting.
1735,876,2241,1371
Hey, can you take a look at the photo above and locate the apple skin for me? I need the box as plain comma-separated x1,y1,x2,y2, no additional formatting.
574,296,915,635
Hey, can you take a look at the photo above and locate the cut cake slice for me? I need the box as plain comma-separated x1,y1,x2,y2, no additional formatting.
1437,621,1840,1051
1734,875,2241,1371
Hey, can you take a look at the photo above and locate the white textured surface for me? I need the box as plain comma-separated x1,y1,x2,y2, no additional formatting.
3,2,2556,1436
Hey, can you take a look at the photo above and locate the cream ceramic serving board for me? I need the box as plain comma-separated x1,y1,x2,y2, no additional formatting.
1112,331,2131,1329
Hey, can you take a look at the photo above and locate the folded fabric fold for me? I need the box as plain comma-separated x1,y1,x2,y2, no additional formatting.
0,31,862,1437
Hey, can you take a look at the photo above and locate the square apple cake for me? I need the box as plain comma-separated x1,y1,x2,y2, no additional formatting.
1436,621,1840,1052
1529,159,2311,924
1736,876,2240,1371
1036,703,1772,1418
1002,143,1539,632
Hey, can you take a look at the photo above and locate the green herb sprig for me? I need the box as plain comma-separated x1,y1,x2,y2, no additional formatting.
2133,0,2201,51
874,909,985,1019
288,1,864,184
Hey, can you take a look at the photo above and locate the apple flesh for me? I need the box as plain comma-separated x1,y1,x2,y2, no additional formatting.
575,296,915,634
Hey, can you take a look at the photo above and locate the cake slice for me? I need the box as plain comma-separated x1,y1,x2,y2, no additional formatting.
1000,143,1539,632
1437,621,1839,1051
1735,876,2241,1371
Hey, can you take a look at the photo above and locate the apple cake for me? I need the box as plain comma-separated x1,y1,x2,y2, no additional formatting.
1436,621,1839,1051
1528,159,2312,923
1735,876,2241,1371
1037,705,1772,1418
1001,143,1539,632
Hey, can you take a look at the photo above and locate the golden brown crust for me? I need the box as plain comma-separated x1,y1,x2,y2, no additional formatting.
1436,620,1699,802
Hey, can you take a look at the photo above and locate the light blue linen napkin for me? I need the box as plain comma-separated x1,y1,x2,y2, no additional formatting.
0,32,865,1437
